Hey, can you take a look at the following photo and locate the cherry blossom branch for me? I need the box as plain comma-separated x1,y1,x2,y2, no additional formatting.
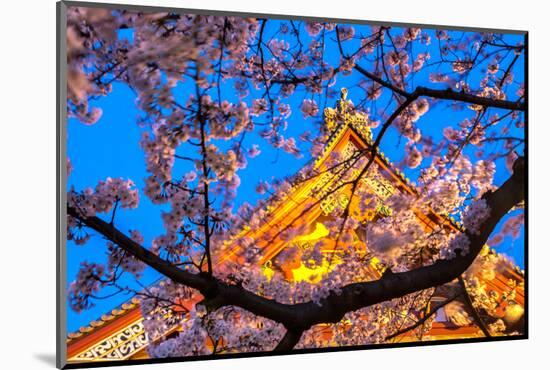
354,64,408,96
68,205,302,324
109,198,119,225
413,86,524,111
458,276,492,337
385,292,461,341
197,80,214,276
291,157,524,330
333,27,524,112
352,63,525,111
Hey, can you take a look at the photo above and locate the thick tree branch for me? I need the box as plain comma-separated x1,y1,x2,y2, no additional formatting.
414,86,525,111
353,63,525,111
289,157,524,329
69,205,303,326
68,157,524,348
274,329,304,351
68,207,213,292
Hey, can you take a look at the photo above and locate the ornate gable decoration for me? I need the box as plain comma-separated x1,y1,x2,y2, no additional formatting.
323,87,373,143
70,319,148,362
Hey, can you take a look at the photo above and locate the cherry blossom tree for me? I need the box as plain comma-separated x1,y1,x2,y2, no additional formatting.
65,6,525,356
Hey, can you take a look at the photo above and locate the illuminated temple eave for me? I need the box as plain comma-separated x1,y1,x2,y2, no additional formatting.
66,297,142,345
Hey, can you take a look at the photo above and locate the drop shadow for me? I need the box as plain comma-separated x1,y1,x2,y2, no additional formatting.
34,353,57,367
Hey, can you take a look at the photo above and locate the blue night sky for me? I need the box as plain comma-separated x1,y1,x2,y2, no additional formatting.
67,15,525,332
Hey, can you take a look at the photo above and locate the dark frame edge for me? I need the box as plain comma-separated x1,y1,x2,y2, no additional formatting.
57,1,69,369
62,334,528,369
523,31,529,340
60,0,527,35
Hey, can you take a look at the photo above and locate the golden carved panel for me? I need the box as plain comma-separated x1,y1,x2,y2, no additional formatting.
320,194,337,215
69,308,182,363
70,320,148,362
311,172,334,199
362,175,395,200
312,141,358,202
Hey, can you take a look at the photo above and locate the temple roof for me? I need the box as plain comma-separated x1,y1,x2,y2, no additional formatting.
67,88,524,355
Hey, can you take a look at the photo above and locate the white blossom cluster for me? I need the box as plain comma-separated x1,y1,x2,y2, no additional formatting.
462,199,492,235
67,262,106,312
68,177,139,218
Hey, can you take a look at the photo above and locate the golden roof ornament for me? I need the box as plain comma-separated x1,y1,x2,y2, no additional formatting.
338,87,349,112
323,87,373,142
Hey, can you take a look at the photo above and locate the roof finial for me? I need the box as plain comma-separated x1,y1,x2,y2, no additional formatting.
338,87,351,113
340,87,348,100
323,87,372,141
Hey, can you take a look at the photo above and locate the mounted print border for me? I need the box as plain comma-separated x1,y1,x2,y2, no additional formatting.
57,1,528,368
